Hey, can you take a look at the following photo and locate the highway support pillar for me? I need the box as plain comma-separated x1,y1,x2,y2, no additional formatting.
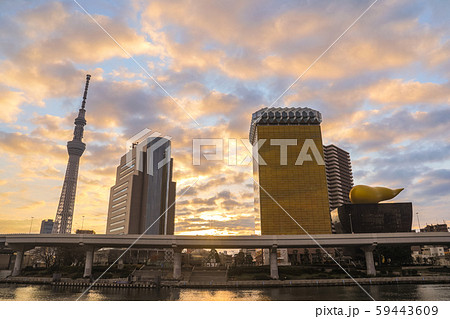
270,246,279,280
83,246,95,278
12,248,24,277
173,247,183,280
361,244,377,276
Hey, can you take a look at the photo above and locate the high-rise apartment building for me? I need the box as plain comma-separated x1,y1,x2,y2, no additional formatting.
249,107,331,235
323,144,354,211
40,219,54,234
105,137,176,235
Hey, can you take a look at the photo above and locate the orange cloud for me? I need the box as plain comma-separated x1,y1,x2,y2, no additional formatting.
368,79,450,105
0,87,26,123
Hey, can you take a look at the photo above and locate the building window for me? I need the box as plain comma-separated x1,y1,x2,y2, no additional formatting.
111,200,126,208
120,164,135,175
120,159,135,170
114,180,128,191
120,170,134,180
111,212,126,220
110,206,126,214
110,219,125,227
112,194,127,202
110,226,125,232
113,187,128,197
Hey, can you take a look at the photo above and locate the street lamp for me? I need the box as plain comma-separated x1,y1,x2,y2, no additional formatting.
81,215,85,230
29,216,34,234
416,212,421,232
349,213,354,234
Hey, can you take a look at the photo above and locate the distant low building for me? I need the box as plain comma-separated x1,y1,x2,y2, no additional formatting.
421,246,445,257
93,248,170,266
39,219,54,234
75,229,96,234
182,249,209,266
421,224,449,232
262,248,290,266
413,224,449,265
219,251,233,267
412,245,449,265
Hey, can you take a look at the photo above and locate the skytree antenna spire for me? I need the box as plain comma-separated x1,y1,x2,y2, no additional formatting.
52,74,91,234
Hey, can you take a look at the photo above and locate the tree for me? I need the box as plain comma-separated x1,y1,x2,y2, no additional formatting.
212,249,221,263
374,246,412,266
32,247,56,268
244,254,254,265
301,249,311,265
315,249,323,264
235,252,245,266
55,246,86,267
204,249,221,265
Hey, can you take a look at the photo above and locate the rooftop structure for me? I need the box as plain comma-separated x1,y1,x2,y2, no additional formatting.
249,107,322,144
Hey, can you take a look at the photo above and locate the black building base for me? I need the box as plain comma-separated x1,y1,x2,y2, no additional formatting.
331,203,413,233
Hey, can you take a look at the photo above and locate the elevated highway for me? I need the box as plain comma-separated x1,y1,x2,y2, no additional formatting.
1,232,449,279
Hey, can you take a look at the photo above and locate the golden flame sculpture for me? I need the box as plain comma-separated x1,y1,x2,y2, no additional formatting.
349,185,404,204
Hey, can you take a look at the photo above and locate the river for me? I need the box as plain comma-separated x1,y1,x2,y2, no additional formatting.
1,284,450,301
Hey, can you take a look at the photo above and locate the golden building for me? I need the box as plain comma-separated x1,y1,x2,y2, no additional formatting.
249,107,331,235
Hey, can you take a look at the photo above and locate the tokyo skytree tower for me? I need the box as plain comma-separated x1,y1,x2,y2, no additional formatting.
52,74,91,234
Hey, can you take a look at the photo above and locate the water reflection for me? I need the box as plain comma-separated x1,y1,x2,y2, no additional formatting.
1,284,450,301
177,289,271,301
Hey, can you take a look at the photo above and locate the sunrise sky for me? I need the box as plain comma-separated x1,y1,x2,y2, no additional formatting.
0,0,449,235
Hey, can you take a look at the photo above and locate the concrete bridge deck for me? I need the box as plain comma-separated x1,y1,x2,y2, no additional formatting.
1,232,450,249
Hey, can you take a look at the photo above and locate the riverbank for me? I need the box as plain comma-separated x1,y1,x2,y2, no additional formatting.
2,275,450,289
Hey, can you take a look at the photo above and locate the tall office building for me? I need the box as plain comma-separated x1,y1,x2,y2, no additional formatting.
323,144,354,211
40,219,54,234
249,107,331,235
53,75,91,234
105,137,176,235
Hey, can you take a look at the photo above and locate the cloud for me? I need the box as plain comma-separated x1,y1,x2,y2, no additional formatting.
0,131,65,158
18,200,46,210
0,1,158,104
1,0,449,234
415,169,450,198
368,79,450,105
140,0,446,83
0,87,26,123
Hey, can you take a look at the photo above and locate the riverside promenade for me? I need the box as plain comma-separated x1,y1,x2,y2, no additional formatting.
2,276,450,289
